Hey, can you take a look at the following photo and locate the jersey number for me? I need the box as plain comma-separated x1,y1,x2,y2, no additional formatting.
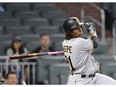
64,45,75,72
65,56,75,72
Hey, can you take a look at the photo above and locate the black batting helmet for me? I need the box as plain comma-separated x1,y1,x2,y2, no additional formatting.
63,17,82,34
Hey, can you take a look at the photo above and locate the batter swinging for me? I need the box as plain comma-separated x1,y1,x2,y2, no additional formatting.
62,17,116,85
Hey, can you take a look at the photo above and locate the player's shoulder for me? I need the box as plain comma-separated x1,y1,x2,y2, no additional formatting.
74,37,86,42
74,37,92,46
62,40,66,46
62,37,83,42
79,37,91,41
62,37,82,45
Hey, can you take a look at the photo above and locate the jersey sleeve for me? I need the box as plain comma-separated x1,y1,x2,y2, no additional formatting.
81,38,93,51
62,40,65,49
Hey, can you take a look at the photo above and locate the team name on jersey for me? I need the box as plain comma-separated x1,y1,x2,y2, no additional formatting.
64,45,72,53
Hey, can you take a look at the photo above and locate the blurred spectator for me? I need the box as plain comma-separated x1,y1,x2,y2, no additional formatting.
29,33,55,84
104,8,114,31
0,6,5,12
6,36,28,84
104,7,115,37
29,33,55,62
6,71,17,85
6,36,28,55
0,75,5,84
32,33,55,53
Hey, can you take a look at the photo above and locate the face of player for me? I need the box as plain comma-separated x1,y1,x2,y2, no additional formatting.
13,40,22,50
40,36,50,48
7,74,17,85
71,27,83,38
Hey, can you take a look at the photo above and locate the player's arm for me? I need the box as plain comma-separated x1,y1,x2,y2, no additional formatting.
85,23,98,48
90,32,98,48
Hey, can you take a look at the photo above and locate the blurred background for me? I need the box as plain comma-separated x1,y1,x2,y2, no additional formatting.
0,3,116,84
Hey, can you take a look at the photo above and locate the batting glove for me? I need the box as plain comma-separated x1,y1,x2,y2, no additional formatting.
85,23,95,33
85,23,97,37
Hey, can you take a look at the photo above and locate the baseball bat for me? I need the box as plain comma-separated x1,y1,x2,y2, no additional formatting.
9,51,64,60
79,22,94,26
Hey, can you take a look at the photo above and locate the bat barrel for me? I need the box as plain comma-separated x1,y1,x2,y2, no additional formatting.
9,53,48,60
9,51,64,60
9,54,33,60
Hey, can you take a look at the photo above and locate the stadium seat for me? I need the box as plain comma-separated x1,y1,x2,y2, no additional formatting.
23,18,49,27
54,41,63,51
51,18,66,27
36,56,65,83
0,26,3,34
20,34,39,44
5,3,30,11
0,34,12,42
100,63,116,78
6,26,32,35
60,72,68,84
93,55,114,65
0,18,21,27
26,42,40,53
0,12,12,19
48,63,69,84
34,26,59,34
0,41,11,55
113,73,116,80
93,42,108,54
42,11,66,20
51,34,64,43
0,3,3,6
51,18,66,33
32,4,56,12
14,11,40,20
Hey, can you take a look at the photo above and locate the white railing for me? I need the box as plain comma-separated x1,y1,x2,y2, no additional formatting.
0,56,36,84
112,20,116,56
81,3,106,42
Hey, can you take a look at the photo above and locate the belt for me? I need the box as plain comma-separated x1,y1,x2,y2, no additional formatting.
71,73,96,78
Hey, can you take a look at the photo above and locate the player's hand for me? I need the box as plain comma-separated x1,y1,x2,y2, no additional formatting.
85,23,97,37
84,23,96,34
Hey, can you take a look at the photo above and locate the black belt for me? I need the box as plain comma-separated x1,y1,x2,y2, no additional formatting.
71,73,96,78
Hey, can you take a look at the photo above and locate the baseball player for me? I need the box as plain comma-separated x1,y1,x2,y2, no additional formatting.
62,17,116,85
